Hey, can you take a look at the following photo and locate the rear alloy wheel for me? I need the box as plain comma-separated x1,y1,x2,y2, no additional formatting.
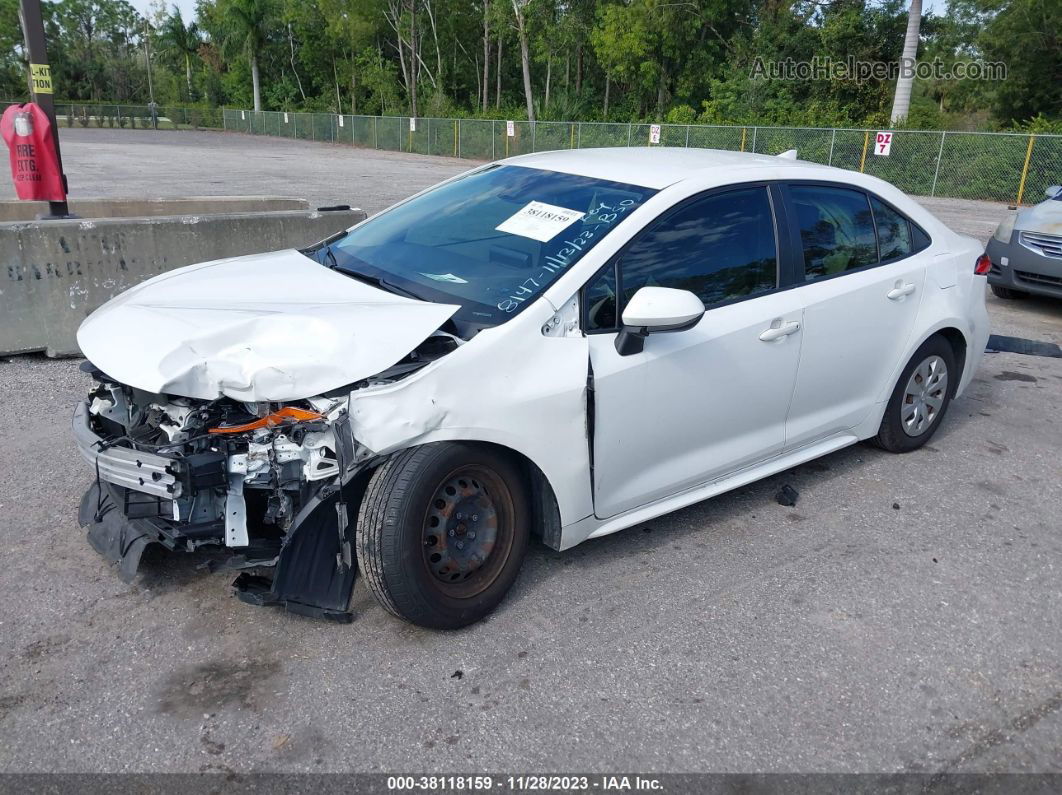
874,336,957,453
356,443,529,629
991,285,1026,300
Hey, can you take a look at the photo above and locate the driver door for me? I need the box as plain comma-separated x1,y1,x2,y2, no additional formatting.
585,185,806,519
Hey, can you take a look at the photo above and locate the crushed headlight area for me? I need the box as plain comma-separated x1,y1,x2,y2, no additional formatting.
73,360,363,621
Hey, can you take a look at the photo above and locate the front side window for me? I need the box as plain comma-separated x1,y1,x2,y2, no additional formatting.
306,165,655,333
791,185,878,280
585,187,777,330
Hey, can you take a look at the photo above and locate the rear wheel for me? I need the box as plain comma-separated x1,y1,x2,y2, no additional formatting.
874,336,957,453
356,443,529,629
991,285,1026,299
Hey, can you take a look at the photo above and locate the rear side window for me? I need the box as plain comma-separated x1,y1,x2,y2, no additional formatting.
791,185,878,281
871,197,913,261
617,187,778,310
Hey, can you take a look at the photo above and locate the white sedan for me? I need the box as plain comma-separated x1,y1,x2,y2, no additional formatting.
73,147,991,628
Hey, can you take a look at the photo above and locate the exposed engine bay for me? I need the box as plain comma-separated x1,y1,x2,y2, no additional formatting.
74,334,460,621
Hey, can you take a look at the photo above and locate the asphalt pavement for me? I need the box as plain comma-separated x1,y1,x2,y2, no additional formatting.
0,129,1059,774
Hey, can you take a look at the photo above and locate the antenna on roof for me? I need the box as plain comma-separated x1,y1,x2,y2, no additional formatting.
777,149,798,160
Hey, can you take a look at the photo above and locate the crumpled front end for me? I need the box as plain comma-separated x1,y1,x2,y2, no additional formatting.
73,361,363,620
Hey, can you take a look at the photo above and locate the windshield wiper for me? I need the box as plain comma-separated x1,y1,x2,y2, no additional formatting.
321,244,339,269
340,268,424,301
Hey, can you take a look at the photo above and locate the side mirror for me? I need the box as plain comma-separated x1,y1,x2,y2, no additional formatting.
615,286,705,356
1046,185,1062,199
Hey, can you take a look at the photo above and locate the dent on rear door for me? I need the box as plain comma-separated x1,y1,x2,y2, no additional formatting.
345,305,595,530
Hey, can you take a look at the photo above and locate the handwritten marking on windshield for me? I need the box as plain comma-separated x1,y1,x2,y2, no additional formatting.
497,198,638,314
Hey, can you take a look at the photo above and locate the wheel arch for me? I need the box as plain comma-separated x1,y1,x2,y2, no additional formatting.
355,438,566,551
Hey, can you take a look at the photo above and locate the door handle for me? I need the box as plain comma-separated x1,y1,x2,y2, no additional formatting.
759,320,801,342
887,282,916,300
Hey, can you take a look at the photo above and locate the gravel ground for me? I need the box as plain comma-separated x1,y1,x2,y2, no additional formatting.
0,129,1059,774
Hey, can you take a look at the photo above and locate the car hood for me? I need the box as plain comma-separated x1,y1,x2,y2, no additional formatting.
76,249,460,402
1017,198,1062,234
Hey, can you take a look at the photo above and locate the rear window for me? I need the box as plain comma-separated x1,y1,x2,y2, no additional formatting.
791,185,878,280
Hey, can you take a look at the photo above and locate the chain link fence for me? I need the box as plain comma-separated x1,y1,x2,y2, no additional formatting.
6,101,1059,205
45,102,224,131
221,109,1062,205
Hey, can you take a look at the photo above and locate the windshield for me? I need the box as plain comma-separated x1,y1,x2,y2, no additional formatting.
308,165,656,332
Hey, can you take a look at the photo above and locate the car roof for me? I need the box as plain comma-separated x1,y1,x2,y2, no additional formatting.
502,146,829,190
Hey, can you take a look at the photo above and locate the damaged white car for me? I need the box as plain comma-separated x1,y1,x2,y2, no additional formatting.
74,148,990,628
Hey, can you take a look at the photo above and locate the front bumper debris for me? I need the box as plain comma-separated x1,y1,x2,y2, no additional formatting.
73,397,360,621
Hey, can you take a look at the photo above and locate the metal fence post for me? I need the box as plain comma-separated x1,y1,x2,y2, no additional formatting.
859,130,870,173
627,123,632,146
577,122,582,149
492,121,497,159
1016,134,1036,205
373,116,378,149
930,131,947,197
828,128,836,166
751,127,757,152
685,125,691,147
531,120,536,152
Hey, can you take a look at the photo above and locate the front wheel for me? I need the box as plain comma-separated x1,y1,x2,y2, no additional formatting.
873,336,957,453
356,443,530,629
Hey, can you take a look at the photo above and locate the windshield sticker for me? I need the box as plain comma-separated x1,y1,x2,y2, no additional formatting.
496,197,639,314
420,272,469,284
496,201,585,242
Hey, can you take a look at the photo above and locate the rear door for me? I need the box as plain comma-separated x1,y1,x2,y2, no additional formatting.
780,183,931,450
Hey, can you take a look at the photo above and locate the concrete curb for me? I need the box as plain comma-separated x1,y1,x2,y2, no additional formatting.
1,206,365,356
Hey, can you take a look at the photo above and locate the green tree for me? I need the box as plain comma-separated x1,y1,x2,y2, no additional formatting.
212,0,276,111
157,6,201,100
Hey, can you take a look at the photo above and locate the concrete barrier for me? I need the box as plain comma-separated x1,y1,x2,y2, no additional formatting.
0,196,311,222
1,205,365,356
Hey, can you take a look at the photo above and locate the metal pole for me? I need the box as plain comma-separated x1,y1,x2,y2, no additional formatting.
930,131,946,197
17,0,69,216
143,20,156,129
685,125,690,147
1016,134,1036,205
827,128,836,166
859,130,870,173
751,127,758,153
627,123,632,146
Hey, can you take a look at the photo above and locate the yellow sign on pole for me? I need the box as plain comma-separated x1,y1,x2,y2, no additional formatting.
30,63,53,94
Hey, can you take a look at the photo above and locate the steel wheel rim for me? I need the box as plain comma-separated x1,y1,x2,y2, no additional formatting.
421,465,514,599
901,355,949,437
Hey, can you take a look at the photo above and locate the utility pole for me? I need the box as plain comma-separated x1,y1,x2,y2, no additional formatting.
17,0,70,217
143,18,157,129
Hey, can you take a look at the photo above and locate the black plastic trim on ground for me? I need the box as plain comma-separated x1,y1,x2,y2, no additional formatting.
986,334,1062,358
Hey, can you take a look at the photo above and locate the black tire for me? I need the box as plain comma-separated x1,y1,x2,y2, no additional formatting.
873,335,957,453
356,443,530,629
991,285,1026,300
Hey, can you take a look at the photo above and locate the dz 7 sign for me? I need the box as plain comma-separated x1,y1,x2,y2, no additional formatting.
874,131,893,156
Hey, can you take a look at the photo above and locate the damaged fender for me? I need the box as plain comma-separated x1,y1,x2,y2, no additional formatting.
347,295,594,540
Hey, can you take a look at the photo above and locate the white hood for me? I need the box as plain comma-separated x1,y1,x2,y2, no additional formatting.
76,249,460,401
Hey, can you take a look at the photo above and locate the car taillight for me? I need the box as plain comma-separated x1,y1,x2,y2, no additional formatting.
974,253,992,275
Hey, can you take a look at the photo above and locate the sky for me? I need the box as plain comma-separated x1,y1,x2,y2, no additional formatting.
129,0,198,22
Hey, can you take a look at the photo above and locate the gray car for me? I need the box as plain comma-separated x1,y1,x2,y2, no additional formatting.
986,185,1062,299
